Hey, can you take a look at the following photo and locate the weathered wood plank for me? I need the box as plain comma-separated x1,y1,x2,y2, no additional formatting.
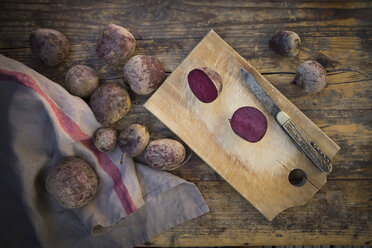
137,180,372,246
1,0,371,80
303,109,372,179
0,40,370,111
265,74,372,111
1,34,371,77
1,0,372,43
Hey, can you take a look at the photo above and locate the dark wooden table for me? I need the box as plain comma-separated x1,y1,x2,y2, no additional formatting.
0,0,371,246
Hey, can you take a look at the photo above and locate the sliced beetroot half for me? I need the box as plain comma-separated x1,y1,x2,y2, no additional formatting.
187,67,222,103
230,106,268,143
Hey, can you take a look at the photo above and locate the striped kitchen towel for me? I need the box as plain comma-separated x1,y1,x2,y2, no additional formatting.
0,54,209,248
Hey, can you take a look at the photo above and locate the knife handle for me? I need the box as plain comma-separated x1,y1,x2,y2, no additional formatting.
276,111,332,173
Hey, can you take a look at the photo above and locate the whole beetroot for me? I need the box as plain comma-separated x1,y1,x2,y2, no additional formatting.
123,55,166,95
29,28,70,66
65,65,99,98
96,24,136,65
293,60,327,93
46,157,98,209
188,67,223,103
90,82,131,125
118,124,150,157
269,31,301,57
94,127,118,152
145,139,186,171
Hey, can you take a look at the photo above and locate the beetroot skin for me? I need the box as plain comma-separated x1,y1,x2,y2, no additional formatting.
45,157,98,209
93,127,118,153
123,55,166,95
89,82,131,125
293,60,327,93
96,24,136,65
230,106,268,143
145,139,186,171
29,28,70,67
188,67,222,103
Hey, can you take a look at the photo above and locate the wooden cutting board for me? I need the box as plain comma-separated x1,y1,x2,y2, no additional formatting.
144,30,340,220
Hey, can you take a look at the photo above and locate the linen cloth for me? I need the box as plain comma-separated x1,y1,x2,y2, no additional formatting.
0,54,209,248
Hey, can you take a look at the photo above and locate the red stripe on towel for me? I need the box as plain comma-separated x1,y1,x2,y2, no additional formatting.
0,69,137,214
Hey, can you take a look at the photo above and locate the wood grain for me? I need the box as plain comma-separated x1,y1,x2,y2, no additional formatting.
0,39,370,110
0,0,371,246
139,180,372,246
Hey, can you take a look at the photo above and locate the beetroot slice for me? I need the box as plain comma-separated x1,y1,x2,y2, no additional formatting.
188,67,222,103
230,106,268,143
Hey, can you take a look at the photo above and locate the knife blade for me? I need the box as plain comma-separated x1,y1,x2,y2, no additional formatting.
240,68,332,173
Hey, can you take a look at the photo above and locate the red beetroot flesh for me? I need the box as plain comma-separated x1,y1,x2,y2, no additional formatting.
230,106,268,143
188,69,218,103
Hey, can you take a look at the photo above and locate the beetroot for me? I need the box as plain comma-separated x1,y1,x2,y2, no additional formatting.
123,55,166,95
29,28,70,67
96,24,136,65
230,106,268,143
293,60,327,93
269,31,301,57
89,82,131,125
145,139,186,171
46,157,98,209
118,124,150,157
187,67,222,103
93,127,118,152
65,64,99,98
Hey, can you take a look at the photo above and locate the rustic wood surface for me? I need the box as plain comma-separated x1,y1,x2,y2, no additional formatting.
0,0,371,246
